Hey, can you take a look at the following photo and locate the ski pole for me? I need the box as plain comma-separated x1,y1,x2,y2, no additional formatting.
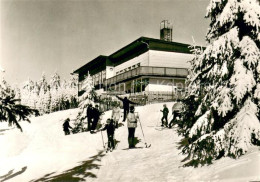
101,130,105,149
138,118,146,143
136,114,150,148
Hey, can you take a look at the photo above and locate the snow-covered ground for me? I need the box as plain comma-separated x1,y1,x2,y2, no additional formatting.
0,103,259,182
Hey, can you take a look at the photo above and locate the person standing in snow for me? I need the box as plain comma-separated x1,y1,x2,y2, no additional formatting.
168,99,183,128
63,118,73,135
127,105,138,148
111,102,121,128
91,104,101,133
116,95,136,122
100,118,116,149
160,104,169,127
86,104,94,131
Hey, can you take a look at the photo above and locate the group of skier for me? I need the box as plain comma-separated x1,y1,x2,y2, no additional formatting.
86,104,102,133
63,95,183,150
62,103,101,135
62,95,139,149
102,96,138,150
160,99,183,128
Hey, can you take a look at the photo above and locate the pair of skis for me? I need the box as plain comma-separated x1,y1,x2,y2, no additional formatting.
101,131,118,153
154,126,171,131
100,113,151,151
106,146,114,153
105,140,118,153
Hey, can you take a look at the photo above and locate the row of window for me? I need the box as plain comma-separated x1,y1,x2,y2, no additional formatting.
116,63,141,75
82,62,142,87
92,70,106,85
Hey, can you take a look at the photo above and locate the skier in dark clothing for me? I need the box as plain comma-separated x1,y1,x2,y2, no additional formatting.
116,96,136,122
160,104,169,127
100,118,116,149
91,105,101,133
169,99,183,128
86,104,94,131
63,118,72,135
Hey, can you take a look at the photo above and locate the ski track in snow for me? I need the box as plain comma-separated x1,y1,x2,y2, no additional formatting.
0,103,259,182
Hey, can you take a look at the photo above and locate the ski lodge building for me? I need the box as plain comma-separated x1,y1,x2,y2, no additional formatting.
73,21,194,102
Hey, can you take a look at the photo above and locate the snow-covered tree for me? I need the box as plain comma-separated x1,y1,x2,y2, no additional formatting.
20,72,78,114
38,72,48,94
0,73,38,131
49,72,61,91
37,85,51,114
78,73,95,118
29,82,40,109
179,0,260,167
20,78,34,106
0,95,39,131
73,73,95,133
38,73,51,114
59,80,70,110
43,88,51,113
67,74,78,108
13,84,21,98
0,77,13,97
50,72,61,112
37,86,45,114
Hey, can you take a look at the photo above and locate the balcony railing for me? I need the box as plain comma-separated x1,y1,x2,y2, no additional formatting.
105,66,188,85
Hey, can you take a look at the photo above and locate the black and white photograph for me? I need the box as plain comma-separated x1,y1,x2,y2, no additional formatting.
0,0,260,181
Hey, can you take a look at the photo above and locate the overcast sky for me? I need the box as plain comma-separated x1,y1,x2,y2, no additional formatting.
0,0,209,85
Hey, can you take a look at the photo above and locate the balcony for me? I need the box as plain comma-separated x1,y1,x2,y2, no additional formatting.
105,66,188,85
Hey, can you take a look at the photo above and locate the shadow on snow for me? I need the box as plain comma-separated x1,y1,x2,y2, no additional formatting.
0,166,27,182
30,151,105,182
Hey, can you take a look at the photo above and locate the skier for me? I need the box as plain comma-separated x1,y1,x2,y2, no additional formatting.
127,105,138,148
111,102,121,128
160,104,169,127
169,99,183,128
100,118,116,150
63,118,73,135
91,104,101,133
86,104,94,131
116,95,136,122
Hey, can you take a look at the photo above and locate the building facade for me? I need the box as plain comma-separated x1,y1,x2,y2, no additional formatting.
73,36,194,101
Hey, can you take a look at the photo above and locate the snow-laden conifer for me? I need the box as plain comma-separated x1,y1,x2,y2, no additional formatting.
179,0,260,167
38,72,48,94
50,72,61,112
0,72,39,131
67,74,78,108
20,78,35,107
78,73,95,117
73,73,96,133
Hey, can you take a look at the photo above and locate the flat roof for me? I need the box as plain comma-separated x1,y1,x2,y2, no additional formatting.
73,55,107,74
109,37,192,60
73,37,193,74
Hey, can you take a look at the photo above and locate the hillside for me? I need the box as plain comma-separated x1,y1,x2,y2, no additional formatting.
0,103,259,182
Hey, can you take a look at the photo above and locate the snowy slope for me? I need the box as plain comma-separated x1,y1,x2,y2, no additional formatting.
0,103,259,182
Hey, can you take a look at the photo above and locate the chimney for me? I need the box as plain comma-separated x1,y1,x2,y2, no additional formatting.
160,20,172,42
